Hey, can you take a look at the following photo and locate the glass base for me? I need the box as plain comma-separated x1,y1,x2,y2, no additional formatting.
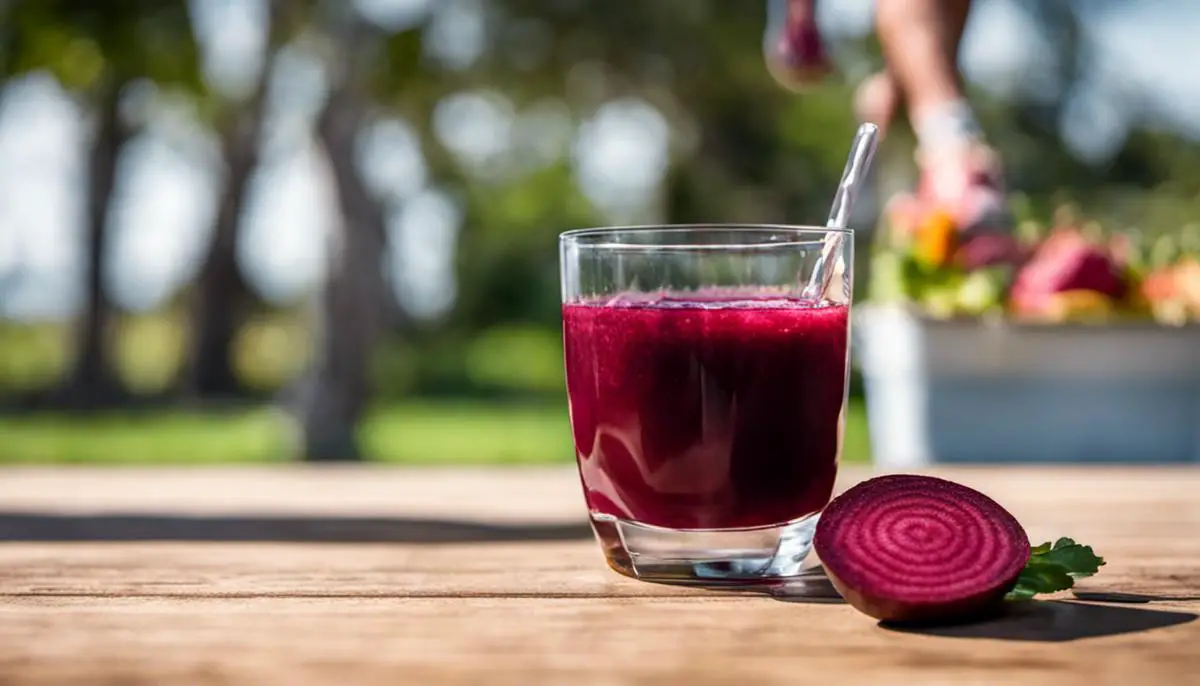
589,512,821,586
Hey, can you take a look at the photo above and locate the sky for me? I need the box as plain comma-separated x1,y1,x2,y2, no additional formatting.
0,0,1198,321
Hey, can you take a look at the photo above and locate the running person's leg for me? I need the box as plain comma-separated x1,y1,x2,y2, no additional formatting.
873,0,1009,232
855,0,969,135
876,0,970,130
763,0,1009,231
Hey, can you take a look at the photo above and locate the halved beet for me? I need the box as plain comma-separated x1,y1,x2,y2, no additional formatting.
814,474,1030,624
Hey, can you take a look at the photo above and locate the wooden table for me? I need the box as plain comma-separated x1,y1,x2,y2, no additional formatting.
1,466,1198,685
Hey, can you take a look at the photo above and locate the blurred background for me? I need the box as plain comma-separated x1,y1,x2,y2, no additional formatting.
0,0,1197,465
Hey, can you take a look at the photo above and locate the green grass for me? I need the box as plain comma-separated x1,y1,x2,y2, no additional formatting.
0,400,870,465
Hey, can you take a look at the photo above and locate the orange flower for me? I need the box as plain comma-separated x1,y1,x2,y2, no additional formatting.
1139,260,1200,322
1140,268,1180,303
1175,258,1200,312
913,210,957,267
884,193,923,240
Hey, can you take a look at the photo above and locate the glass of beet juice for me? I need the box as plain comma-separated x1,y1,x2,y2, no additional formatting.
560,225,853,585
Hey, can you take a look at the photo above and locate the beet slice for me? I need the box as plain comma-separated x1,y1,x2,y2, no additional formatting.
814,474,1030,624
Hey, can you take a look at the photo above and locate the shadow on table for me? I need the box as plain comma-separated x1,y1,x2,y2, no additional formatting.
884,600,1197,642
0,511,593,544
762,565,847,604
1073,591,1200,603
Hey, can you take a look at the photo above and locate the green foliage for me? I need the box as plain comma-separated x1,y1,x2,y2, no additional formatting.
115,313,185,393
1,0,201,91
0,323,66,390
776,86,858,176
1032,537,1106,577
464,325,565,395
868,249,1008,319
0,399,874,465
1008,560,1075,601
1007,537,1106,601
3,0,1200,468
234,315,314,391
453,163,597,331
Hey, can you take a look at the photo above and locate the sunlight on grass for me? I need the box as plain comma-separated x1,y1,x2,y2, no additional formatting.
362,403,575,464
0,410,291,465
0,400,871,465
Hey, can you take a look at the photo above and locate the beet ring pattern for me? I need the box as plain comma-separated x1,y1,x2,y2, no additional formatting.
815,474,1030,605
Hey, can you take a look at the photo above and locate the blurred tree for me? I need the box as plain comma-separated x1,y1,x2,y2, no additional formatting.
183,0,298,399
4,0,1198,427
293,3,391,461
0,0,199,405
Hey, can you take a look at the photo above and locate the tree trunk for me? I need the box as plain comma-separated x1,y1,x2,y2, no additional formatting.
64,81,129,405
296,84,389,461
182,80,269,398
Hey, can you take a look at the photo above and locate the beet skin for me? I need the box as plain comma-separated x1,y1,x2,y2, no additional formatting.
814,474,1031,625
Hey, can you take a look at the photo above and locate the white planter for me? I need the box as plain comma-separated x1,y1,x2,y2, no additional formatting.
855,306,1200,466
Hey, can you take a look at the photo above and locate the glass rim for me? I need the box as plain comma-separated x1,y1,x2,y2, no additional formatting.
559,223,849,250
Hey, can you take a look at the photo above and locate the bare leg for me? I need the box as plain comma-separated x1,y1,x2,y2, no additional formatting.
876,0,971,125
855,0,969,140
873,0,1009,232
859,0,969,133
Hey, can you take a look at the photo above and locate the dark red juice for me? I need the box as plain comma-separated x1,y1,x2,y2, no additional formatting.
562,293,849,530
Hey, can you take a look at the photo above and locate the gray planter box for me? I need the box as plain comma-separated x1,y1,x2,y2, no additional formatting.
855,306,1200,466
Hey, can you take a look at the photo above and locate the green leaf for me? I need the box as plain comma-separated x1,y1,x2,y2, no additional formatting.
921,285,961,320
1007,561,1075,600
955,268,1009,316
1005,538,1106,602
1150,234,1180,270
1039,538,1106,579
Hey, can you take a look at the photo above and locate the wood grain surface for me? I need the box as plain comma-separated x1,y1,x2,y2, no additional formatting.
1,466,1198,685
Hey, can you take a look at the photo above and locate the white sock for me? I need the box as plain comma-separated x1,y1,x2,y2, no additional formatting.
913,99,983,153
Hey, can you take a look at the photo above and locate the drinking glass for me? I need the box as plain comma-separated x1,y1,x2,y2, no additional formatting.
560,224,853,585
